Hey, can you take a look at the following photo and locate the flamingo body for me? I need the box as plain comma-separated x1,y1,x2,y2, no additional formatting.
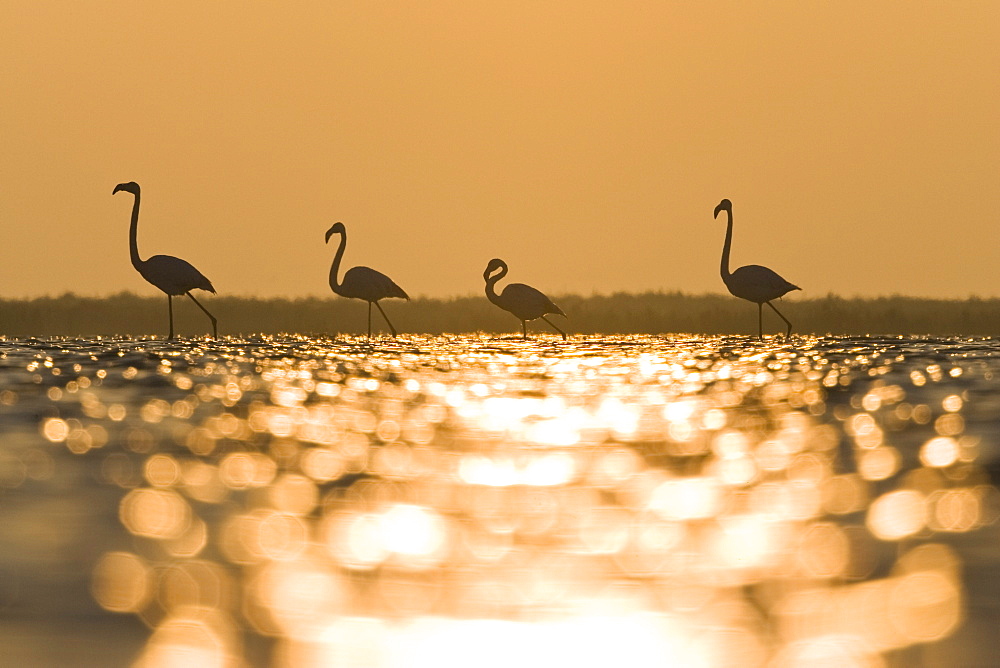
113,181,218,338
139,254,216,296
336,265,408,303
484,258,567,340
326,222,408,337
725,264,798,305
713,199,800,337
493,282,565,322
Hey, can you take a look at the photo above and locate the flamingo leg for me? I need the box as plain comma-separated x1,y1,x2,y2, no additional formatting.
374,301,398,338
521,320,527,339
167,295,174,340
541,315,567,341
757,303,763,339
367,301,372,338
186,292,218,338
766,300,793,337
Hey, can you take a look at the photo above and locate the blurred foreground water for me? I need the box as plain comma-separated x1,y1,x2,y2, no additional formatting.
2,334,1000,667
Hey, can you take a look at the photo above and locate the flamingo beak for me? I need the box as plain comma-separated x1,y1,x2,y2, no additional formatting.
713,203,724,219
325,228,335,243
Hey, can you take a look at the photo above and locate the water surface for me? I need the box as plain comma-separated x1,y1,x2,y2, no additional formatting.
2,335,999,667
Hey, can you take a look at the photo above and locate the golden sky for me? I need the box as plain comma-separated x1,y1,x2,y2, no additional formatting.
2,2,997,299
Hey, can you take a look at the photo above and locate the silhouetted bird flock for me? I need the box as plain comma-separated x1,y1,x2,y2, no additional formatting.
113,182,799,340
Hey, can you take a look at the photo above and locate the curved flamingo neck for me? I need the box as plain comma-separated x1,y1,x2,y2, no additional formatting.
329,230,347,293
484,264,507,305
127,190,144,270
720,208,734,282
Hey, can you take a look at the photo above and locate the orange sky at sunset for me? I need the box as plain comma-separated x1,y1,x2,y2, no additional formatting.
2,2,997,300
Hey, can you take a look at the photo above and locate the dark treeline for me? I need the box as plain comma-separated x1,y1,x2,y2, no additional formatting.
0,291,998,338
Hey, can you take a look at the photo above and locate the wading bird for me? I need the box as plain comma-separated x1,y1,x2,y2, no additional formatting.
713,198,800,338
113,182,218,339
325,222,408,337
483,258,567,340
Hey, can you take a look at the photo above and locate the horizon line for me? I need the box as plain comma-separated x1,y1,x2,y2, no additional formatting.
2,290,1000,304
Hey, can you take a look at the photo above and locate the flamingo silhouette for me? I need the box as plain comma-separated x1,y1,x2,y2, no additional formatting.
326,222,408,338
113,182,218,339
713,199,800,338
484,258,567,340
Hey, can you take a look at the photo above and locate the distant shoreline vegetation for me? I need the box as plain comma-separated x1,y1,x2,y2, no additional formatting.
0,291,998,338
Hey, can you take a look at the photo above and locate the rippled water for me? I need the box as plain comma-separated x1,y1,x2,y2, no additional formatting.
2,335,1000,667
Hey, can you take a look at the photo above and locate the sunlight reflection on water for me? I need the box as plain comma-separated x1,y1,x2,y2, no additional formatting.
2,334,1000,666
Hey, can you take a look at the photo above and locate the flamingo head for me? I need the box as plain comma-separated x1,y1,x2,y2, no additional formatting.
713,199,732,219
484,258,507,282
113,181,140,196
325,222,346,243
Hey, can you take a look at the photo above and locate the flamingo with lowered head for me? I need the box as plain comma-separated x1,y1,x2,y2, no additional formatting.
325,222,408,338
113,181,218,339
484,258,567,340
713,198,800,338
